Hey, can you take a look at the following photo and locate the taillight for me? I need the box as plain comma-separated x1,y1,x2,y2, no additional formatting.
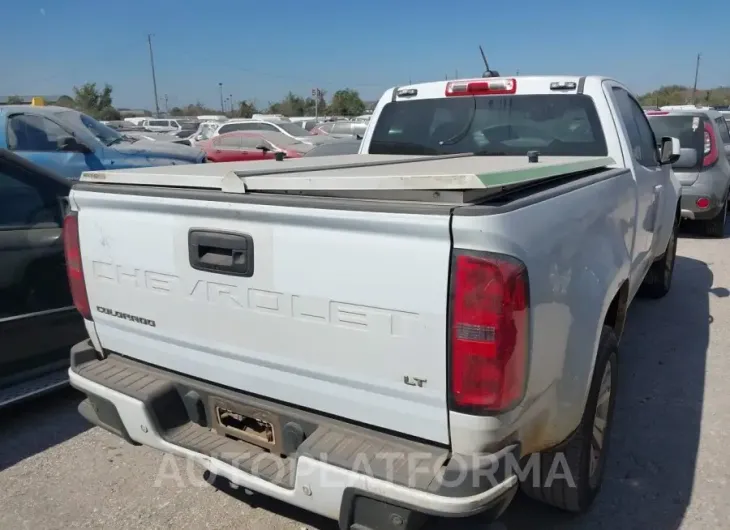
449,251,529,413
645,111,670,115
445,78,516,97
703,121,719,167
63,212,92,320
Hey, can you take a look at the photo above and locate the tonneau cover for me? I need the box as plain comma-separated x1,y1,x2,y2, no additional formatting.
79,154,616,193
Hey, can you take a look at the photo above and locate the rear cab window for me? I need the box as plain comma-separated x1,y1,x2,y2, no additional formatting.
646,114,704,171
369,94,608,156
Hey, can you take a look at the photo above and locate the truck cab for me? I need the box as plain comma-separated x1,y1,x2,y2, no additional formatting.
359,76,679,298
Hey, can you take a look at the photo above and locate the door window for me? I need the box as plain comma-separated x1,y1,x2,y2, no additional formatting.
218,123,255,135
213,135,243,148
257,123,280,132
0,167,52,228
7,114,69,152
714,118,730,144
611,87,659,168
0,160,70,317
240,137,272,150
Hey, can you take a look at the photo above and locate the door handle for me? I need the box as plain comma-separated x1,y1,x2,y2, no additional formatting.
188,229,254,277
651,185,663,232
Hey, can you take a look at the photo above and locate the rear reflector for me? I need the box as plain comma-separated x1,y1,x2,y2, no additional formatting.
445,78,516,97
696,197,710,209
449,251,529,413
63,212,92,320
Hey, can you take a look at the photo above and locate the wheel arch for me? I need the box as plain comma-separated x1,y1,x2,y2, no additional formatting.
603,280,630,342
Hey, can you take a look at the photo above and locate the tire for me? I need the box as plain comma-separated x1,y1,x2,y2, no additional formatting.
638,218,678,299
520,326,618,513
703,200,727,238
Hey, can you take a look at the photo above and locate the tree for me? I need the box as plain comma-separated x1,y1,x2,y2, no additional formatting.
55,95,75,108
266,92,307,116
638,85,730,107
98,106,122,121
7,95,24,104
328,89,366,117
300,90,327,116
72,82,119,120
236,100,258,118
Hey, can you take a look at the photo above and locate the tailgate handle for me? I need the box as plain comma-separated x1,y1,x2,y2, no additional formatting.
188,229,254,277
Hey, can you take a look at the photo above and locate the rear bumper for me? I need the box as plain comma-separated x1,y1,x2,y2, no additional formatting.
69,341,519,527
680,174,727,220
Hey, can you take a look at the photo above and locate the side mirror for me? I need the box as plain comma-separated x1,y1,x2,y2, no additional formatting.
256,144,271,153
659,136,681,165
59,136,91,154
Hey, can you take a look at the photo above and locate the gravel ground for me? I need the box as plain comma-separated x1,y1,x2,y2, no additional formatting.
1,229,729,530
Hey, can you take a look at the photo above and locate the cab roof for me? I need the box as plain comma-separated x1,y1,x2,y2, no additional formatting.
387,75,619,102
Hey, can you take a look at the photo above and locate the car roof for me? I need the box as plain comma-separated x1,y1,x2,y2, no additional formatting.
224,119,287,125
216,130,296,142
647,109,723,119
0,104,75,116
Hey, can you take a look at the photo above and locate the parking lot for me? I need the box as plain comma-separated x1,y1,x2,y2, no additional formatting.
1,226,729,530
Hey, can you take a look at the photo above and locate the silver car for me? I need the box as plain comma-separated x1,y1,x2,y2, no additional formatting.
647,109,730,237
302,139,362,157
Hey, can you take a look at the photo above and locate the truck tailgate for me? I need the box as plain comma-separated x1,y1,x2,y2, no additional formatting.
73,189,452,444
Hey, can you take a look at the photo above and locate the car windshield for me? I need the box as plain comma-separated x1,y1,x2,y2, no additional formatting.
74,112,125,146
276,122,311,137
369,94,608,156
179,121,199,130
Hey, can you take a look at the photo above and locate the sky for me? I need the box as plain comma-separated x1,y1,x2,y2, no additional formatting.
3,0,729,111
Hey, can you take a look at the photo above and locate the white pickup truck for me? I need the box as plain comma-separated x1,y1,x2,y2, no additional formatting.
66,76,681,529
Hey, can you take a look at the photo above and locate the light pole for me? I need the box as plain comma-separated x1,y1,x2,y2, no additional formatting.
147,34,160,117
229,94,233,113
691,53,701,105
219,82,224,113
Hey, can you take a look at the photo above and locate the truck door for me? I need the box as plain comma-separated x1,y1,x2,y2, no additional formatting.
6,113,93,180
606,85,665,295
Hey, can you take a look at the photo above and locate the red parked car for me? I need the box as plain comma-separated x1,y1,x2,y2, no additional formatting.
198,131,315,163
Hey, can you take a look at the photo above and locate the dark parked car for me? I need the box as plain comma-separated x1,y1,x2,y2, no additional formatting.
0,149,87,407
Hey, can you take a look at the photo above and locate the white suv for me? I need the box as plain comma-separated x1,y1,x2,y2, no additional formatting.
213,119,314,143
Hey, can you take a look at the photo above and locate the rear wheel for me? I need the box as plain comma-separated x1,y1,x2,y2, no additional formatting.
520,326,618,512
638,218,678,299
703,200,727,238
